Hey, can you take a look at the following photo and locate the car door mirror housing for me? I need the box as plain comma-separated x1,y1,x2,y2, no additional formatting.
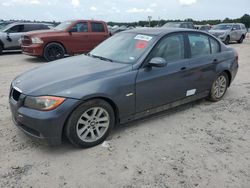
148,57,167,67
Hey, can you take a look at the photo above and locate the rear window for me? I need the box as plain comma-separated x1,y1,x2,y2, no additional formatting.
91,22,105,32
188,34,210,57
24,24,49,32
210,38,220,54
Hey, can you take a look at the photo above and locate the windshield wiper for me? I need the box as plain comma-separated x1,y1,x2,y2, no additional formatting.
88,54,113,62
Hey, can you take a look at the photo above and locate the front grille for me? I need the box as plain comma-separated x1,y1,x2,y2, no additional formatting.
21,35,32,46
11,88,21,101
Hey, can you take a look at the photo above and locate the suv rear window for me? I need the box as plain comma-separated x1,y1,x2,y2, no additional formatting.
24,24,49,32
7,25,25,33
91,22,105,32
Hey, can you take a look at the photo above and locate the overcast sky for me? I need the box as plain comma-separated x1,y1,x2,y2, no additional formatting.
0,0,249,22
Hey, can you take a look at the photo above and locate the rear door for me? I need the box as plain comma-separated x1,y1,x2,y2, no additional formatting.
3,24,25,49
185,33,219,93
68,22,90,53
231,25,240,40
89,22,109,49
136,33,192,112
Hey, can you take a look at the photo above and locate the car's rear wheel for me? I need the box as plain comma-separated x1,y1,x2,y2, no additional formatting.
65,99,115,148
224,36,230,45
44,42,65,62
237,35,244,43
0,44,3,55
208,72,229,102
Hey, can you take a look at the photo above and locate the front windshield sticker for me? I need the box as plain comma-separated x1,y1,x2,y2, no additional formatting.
136,41,148,49
134,34,153,41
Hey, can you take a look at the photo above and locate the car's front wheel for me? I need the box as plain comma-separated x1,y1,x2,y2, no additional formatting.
44,42,65,61
65,99,115,148
208,72,229,102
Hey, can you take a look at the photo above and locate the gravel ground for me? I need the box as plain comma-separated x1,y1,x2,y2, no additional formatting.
0,40,250,188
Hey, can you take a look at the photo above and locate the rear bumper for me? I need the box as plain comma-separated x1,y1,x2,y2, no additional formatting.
22,44,44,57
9,95,80,146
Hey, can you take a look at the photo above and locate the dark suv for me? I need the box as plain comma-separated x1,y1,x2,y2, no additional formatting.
0,23,50,54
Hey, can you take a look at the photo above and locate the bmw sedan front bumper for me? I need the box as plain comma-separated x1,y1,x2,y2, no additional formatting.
9,87,80,145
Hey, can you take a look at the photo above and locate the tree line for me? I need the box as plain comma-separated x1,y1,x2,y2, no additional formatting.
107,14,250,28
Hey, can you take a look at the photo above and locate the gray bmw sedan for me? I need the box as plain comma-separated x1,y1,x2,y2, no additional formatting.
9,28,238,148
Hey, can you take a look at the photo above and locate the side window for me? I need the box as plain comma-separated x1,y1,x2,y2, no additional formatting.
71,22,88,32
241,25,246,30
150,34,185,62
91,22,105,32
24,24,40,32
7,25,24,33
210,37,220,54
235,25,241,30
233,25,240,30
188,34,210,58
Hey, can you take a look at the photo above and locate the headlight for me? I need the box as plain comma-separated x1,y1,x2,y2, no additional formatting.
24,96,65,111
31,37,43,44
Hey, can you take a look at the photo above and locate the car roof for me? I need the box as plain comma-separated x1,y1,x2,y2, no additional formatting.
124,28,198,36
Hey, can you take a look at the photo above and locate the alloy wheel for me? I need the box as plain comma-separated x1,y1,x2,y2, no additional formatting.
76,107,110,142
212,75,227,99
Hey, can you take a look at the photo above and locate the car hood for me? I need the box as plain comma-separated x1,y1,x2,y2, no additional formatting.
25,29,63,37
12,55,132,97
209,29,228,34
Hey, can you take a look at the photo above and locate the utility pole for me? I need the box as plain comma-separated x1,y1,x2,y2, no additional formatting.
148,16,152,27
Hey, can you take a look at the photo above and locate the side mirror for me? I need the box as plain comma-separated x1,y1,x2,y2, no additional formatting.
148,57,167,68
232,28,236,31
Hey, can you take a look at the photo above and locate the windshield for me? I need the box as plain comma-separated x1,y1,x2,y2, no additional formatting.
213,24,233,30
89,33,155,64
54,21,73,30
163,22,181,28
0,23,11,31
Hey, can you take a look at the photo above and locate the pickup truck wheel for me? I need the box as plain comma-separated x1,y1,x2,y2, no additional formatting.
208,72,229,102
0,44,3,55
44,43,65,62
237,35,244,43
224,36,230,45
65,99,115,148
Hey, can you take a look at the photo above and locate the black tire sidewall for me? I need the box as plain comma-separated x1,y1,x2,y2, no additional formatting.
209,73,229,102
44,43,65,61
0,44,3,55
65,99,115,148
224,36,230,45
238,36,244,43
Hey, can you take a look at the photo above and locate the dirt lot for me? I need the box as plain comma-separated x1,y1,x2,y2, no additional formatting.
0,40,250,188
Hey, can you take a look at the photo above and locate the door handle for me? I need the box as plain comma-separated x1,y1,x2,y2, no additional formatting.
213,59,218,63
180,67,187,71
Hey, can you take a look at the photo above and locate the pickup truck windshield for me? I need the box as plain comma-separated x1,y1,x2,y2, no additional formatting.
89,33,155,64
54,21,73,31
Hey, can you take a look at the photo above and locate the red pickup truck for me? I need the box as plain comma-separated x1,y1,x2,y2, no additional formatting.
21,20,110,61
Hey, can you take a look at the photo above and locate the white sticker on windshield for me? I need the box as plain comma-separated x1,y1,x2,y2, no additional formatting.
134,34,153,41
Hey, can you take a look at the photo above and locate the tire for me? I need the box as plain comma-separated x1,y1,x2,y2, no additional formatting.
224,36,230,45
237,35,244,43
0,44,3,55
43,42,65,62
65,99,115,148
208,72,229,102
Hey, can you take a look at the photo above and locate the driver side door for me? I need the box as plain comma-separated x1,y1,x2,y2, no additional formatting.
3,24,25,49
135,33,191,112
68,22,91,53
